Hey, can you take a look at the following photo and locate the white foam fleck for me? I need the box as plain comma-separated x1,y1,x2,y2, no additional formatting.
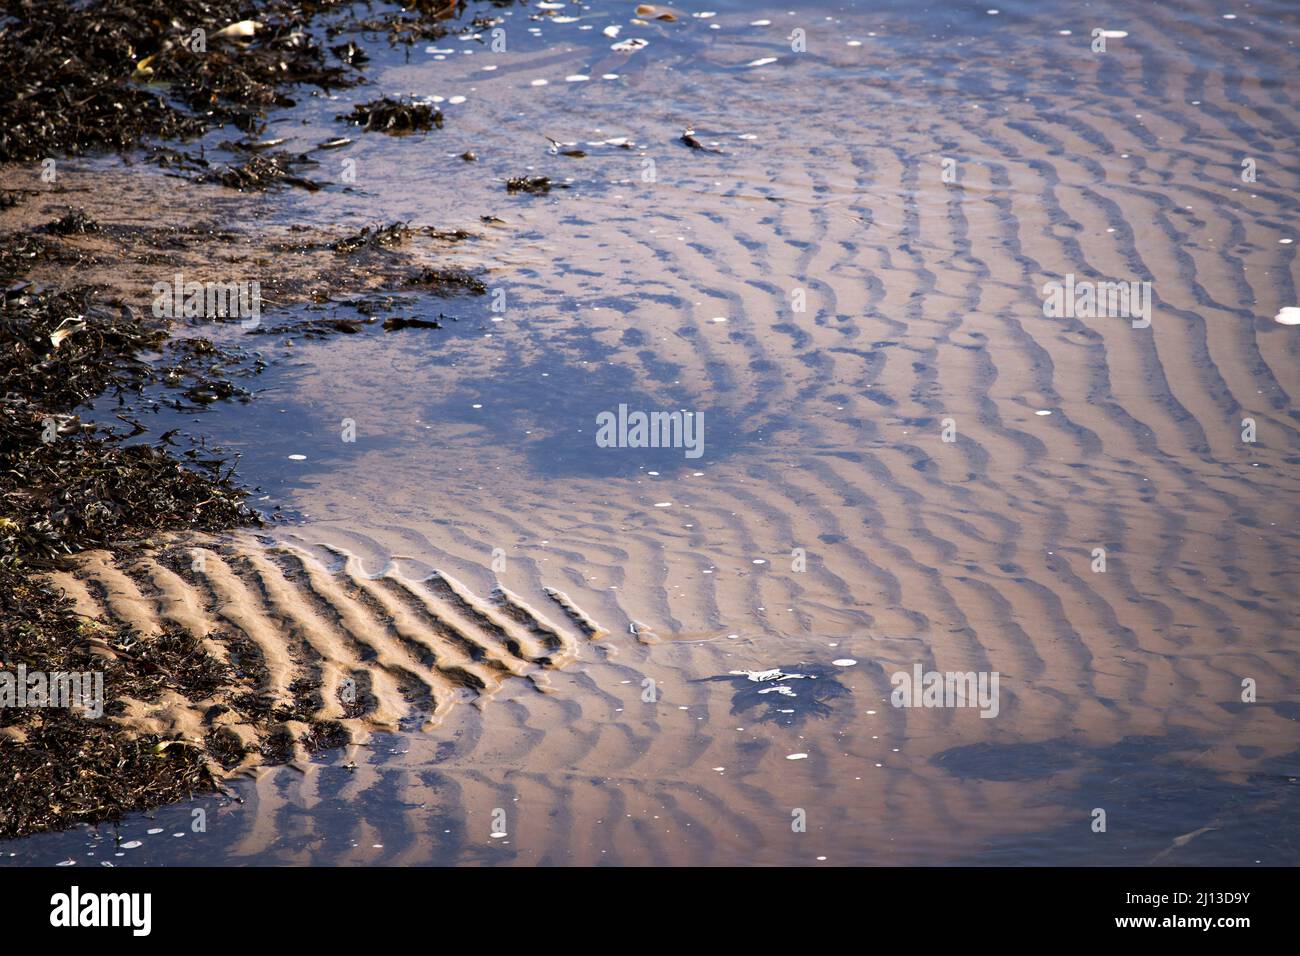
786,752,809,760
288,454,307,460
832,658,858,666
747,56,778,67
565,74,590,82
654,501,672,507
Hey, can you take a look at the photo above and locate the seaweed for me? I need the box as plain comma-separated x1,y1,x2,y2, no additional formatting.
405,267,488,296
331,222,413,254
42,209,101,236
198,150,323,192
0,0,356,163
506,175,564,194
341,97,444,135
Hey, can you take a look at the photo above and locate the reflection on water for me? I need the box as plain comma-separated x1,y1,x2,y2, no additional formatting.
10,0,1300,865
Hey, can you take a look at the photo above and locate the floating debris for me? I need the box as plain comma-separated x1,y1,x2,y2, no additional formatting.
703,664,852,726
506,175,566,194
679,128,723,154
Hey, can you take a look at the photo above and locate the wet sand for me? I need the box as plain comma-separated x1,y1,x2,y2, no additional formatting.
4,0,1299,865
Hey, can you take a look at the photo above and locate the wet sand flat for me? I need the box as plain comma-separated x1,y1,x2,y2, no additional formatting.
5,0,1299,865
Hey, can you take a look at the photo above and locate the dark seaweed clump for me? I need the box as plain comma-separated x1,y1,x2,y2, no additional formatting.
0,0,360,163
0,285,257,567
198,150,323,192
331,222,412,254
341,97,443,135
507,176,561,194
405,267,488,296
0,568,227,839
42,208,101,236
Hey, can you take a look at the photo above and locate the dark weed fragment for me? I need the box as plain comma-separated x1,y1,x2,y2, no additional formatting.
383,316,442,331
425,226,476,242
199,150,323,192
260,728,295,764
42,209,100,236
341,97,443,135
204,726,249,771
506,176,564,194
405,267,489,296
301,720,350,754
331,222,412,255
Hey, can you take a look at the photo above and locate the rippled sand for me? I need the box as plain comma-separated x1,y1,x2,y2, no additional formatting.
23,0,1300,865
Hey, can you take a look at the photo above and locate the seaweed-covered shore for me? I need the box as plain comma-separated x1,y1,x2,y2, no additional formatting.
0,0,503,839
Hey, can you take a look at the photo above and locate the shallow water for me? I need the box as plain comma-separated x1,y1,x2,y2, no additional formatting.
8,0,1300,866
